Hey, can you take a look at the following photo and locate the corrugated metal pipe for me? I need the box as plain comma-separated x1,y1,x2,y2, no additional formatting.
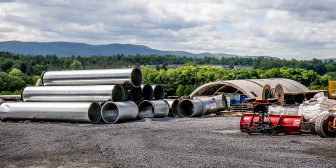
0,102,101,123
178,99,205,118
42,68,143,87
141,84,154,100
198,97,217,115
128,87,143,104
212,94,228,111
164,99,180,117
152,85,165,100
138,100,169,119
21,85,126,102
101,101,138,123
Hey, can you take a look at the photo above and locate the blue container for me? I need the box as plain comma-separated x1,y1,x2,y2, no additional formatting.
240,95,248,104
232,94,240,104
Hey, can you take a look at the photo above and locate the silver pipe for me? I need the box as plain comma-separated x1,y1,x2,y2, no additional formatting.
152,85,165,100
178,99,204,118
22,85,126,102
164,99,179,117
42,68,143,87
0,102,101,123
128,87,143,104
199,97,217,115
141,84,154,100
138,100,169,119
101,101,138,123
213,94,228,111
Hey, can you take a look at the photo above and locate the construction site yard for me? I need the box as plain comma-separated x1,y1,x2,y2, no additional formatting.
1,116,336,168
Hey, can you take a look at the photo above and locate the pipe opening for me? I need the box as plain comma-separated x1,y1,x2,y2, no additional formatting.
131,68,143,87
88,102,102,123
138,101,154,119
154,85,165,100
178,100,193,118
102,103,119,123
142,84,154,100
130,87,142,103
172,99,179,117
112,85,125,102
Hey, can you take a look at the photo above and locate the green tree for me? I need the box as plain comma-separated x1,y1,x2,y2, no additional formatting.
69,60,83,70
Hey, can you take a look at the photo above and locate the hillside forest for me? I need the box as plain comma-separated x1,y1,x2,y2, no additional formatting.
1,51,336,96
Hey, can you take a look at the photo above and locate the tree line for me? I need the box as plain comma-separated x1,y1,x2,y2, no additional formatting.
0,51,335,95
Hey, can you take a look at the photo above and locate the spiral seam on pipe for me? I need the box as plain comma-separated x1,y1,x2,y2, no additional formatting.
101,101,138,123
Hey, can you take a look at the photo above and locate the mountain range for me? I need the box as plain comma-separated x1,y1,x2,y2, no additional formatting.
0,41,275,59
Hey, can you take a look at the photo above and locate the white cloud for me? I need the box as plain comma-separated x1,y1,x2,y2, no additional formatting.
0,0,335,60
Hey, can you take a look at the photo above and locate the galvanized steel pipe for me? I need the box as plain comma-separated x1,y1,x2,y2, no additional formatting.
0,102,101,123
142,84,154,100
199,97,217,115
213,94,228,111
178,99,204,118
101,101,138,123
165,99,179,117
138,100,169,118
42,68,143,87
152,85,165,100
22,85,126,102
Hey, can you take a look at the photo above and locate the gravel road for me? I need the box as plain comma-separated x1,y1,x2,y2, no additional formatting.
1,116,336,167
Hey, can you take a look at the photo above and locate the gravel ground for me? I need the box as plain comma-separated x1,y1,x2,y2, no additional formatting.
1,116,336,168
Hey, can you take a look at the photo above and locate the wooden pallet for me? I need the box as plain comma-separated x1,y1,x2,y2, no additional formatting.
216,111,243,116
229,104,253,113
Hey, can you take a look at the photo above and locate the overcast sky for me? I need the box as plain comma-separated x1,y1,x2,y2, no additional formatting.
0,0,335,60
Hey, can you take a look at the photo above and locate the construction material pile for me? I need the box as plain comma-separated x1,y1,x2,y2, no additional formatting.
0,68,228,124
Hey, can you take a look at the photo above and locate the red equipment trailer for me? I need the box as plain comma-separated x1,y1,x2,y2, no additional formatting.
240,98,303,135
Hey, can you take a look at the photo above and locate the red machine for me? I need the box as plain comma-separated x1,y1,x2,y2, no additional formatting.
240,98,303,135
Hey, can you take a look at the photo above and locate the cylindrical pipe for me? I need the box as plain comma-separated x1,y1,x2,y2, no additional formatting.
199,97,217,115
165,99,180,117
178,99,204,118
101,101,138,123
138,100,169,119
22,85,126,102
152,85,165,100
42,68,143,87
0,102,101,123
128,87,143,104
212,94,228,111
141,84,154,100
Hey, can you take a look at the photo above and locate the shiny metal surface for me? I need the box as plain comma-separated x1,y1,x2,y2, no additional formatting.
101,101,138,123
141,84,154,100
199,97,217,115
22,85,126,102
164,99,179,117
42,68,143,87
178,99,204,118
152,85,165,100
0,102,101,123
213,94,228,111
138,100,169,119
128,87,142,104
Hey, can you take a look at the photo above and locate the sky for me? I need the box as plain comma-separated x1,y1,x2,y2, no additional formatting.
0,0,336,60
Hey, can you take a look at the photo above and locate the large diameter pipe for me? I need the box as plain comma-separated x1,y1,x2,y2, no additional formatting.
0,102,101,123
142,84,154,100
199,97,217,115
178,99,204,118
152,85,165,100
42,68,143,87
164,99,179,117
213,94,228,111
101,101,138,123
138,100,169,119
22,85,126,102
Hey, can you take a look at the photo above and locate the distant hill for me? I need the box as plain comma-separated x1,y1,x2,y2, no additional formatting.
0,41,277,59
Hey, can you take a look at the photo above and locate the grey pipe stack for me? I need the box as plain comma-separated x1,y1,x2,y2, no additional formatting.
152,85,165,100
0,102,101,123
198,97,217,115
128,87,143,104
178,99,204,118
141,84,154,100
138,100,169,118
101,101,138,123
164,99,179,117
22,85,126,102
42,68,143,87
212,94,228,111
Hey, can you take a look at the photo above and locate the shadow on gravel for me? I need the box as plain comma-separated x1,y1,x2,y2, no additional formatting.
307,146,336,158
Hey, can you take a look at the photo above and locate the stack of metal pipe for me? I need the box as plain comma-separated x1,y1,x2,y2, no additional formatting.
0,68,167,124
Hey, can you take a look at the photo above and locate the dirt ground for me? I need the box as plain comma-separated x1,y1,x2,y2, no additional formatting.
1,116,336,168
